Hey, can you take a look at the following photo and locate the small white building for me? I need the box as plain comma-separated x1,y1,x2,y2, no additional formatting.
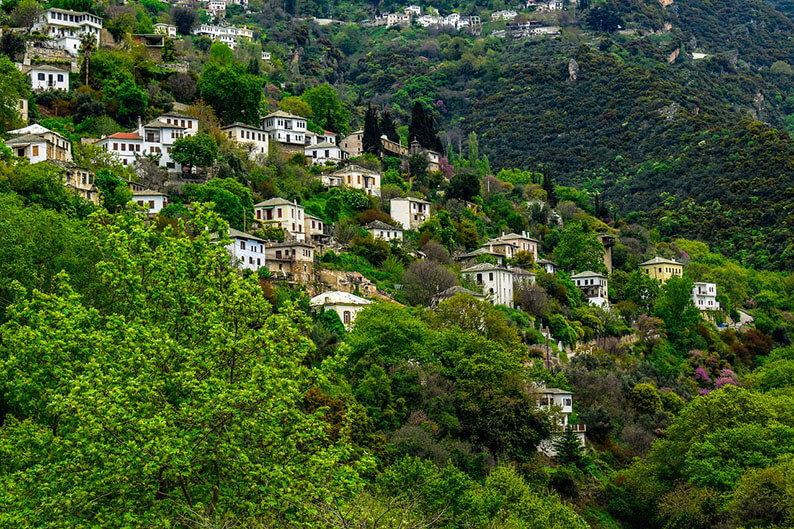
390,196,431,230
132,189,168,215
692,282,720,311
364,220,403,242
491,9,518,20
534,387,586,457
222,122,269,159
254,197,305,241
322,165,381,196
154,23,177,37
24,64,70,92
226,228,266,272
405,5,421,16
6,124,72,163
462,263,515,308
537,259,557,274
570,271,608,308
261,111,307,146
95,132,142,167
305,130,337,146
310,290,372,329
305,141,346,165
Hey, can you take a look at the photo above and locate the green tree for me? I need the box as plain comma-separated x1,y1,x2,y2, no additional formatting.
183,181,245,229
0,55,30,133
171,131,218,168
0,205,369,526
362,103,381,155
654,275,704,354
278,95,313,118
553,222,606,273
446,168,480,201
198,60,263,125
114,77,149,127
554,425,585,467
630,383,663,415
379,110,398,142
94,168,133,212
301,83,349,135
543,173,558,207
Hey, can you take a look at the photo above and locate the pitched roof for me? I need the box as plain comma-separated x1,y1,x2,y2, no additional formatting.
640,256,682,267
435,286,485,299
132,189,168,196
491,232,539,243
364,220,401,231
458,247,502,259
266,241,314,249
263,110,306,120
222,122,263,130
27,64,69,73
5,133,48,145
310,291,372,307
509,267,535,277
392,196,430,204
306,141,337,149
228,228,266,242
104,132,142,140
330,164,381,176
158,111,192,119
255,197,298,207
144,119,185,129
570,270,606,279
7,124,52,135
461,263,513,273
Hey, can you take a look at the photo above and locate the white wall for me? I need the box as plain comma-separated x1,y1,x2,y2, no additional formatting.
29,69,69,91
227,237,266,271
133,194,167,215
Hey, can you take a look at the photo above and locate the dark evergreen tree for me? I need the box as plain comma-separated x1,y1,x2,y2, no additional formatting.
553,426,584,466
543,173,558,208
409,101,437,150
380,111,398,142
446,169,480,201
362,104,381,155
324,107,335,133
246,56,260,76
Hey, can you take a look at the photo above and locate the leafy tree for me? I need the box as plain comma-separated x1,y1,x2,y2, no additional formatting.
553,222,605,273
0,56,30,133
401,259,457,306
446,168,480,202
198,60,263,125
585,4,625,32
10,0,41,30
301,83,349,135
654,276,704,354
278,96,313,118
161,37,175,62
183,181,245,229
114,77,149,127
171,131,218,168
0,31,25,61
630,383,663,415
94,168,132,212
554,425,585,466
170,6,198,34
0,206,369,526
362,103,381,155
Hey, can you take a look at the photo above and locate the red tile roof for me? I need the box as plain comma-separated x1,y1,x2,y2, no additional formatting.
105,132,142,140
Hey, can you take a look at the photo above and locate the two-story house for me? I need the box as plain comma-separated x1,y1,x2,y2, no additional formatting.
640,256,683,283
305,142,346,165
32,8,102,55
571,271,608,307
461,263,515,308
364,220,403,242
222,122,269,159
692,282,720,311
226,228,266,272
322,165,381,196
489,232,539,261
265,241,314,283
153,23,177,37
304,214,326,242
254,197,305,241
534,386,586,457
22,64,70,91
6,124,72,163
390,197,430,230
339,130,363,158
261,111,307,147
310,290,372,329
537,259,557,274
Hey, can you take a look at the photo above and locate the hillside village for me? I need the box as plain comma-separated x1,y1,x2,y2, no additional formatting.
2,0,794,527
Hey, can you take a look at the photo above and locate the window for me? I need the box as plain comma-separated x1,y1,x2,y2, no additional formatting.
476,273,482,283
240,241,246,250
257,210,262,219
489,272,494,281
257,258,261,266
38,73,45,81
276,251,282,259
149,200,155,209
564,398,572,406
343,311,351,324
32,146,39,156
121,144,126,151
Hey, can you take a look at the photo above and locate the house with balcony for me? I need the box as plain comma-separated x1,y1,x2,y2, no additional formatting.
390,196,430,230
261,111,307,148
226,228,266,272
534,386,586,457
52,161,97,204
6,124,72,163
692,282,720,311
461,263,515,308
310,290,371,329
364,220,403,242
154,23,177,37
23,64,69,91
32,8,102,55
265,241,314,283
304,214,327,242
571,270,608,308
487,231,539,261
640,256,683,283
322,165,381,195
222,122,269,159
254,197,305,241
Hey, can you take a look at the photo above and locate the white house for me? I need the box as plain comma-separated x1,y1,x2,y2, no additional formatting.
305,141,346,165
95,131,142,167
261,111,307,146
537,259,557,274
692,282,720,311
222,122,269,159
193,24,253,48
310,291,372,329
6,124,72,163
154,111,199,135
254,197,305,241
390,197,430,230
364,220,403,242
226,228,266,272
534,386,586,457
322,165,381,195
132,189,168,215
24,64,69,91
405,5,421,16
570,271,608,308
487,232,539,261
154,23,177,37
305,130,338,145
32,8,102,55
491,9,517,20
462,263,515,308
510,267,536,286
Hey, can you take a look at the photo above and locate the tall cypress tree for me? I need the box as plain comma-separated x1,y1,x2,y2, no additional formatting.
380,111,398,142
324,107,335,133
362,104,381,155
409,101,426,147
543,173,558,208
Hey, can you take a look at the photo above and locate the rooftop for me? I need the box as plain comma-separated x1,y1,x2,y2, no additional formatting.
144,119,185,129
640,256,682,266
222,122,264,130
263,110,306,120
330,164,381,176
103,132,142,140
364,220,401,231
435,286,485,299
310,291,372,307
8,124,53,135
307,141,337,149
462,263,513,273
391,196,431,204
26,64,70,72
570,271,606,279
255,197,299,207
132,189,168,196
228,228,266,242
